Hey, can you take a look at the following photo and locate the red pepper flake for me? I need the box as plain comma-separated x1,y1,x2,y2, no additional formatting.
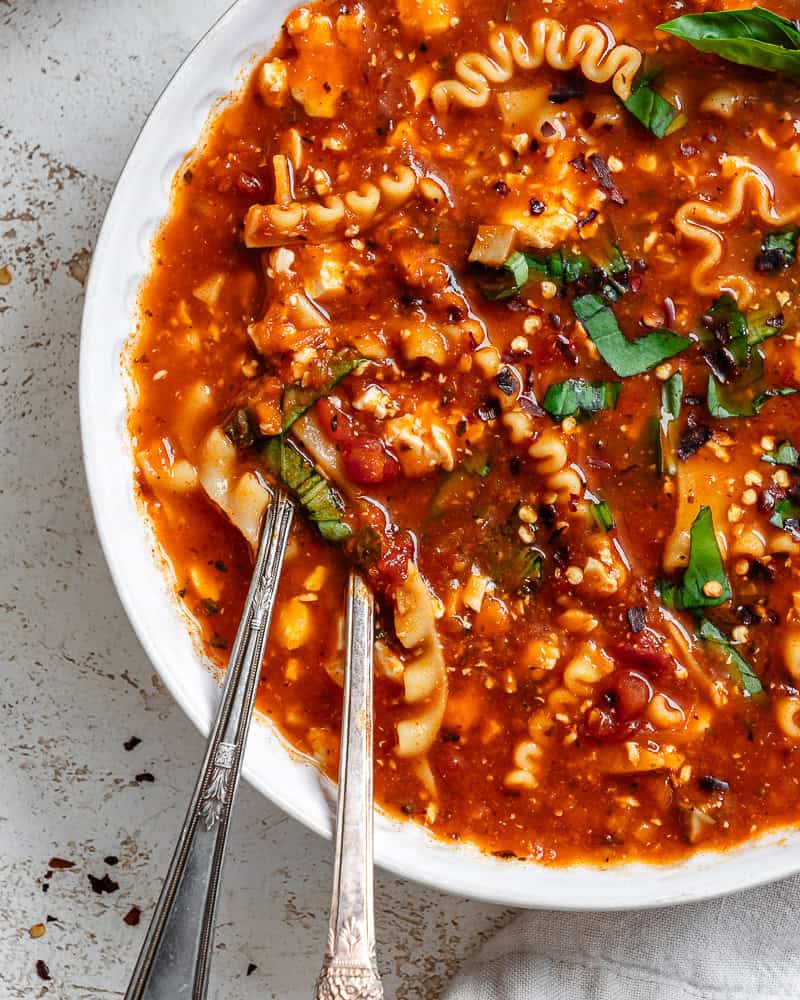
124,906,142,927
88,873,119,895
36,960,51,981
48,858,75,869
588,153,625,206
123,736,142,752
135,772,155,783
576,208,599,230
569,153,586,172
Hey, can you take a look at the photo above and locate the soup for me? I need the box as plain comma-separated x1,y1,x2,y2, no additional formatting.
129,0,800,864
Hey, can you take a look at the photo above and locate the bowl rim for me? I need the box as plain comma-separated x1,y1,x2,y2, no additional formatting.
79,0,800,910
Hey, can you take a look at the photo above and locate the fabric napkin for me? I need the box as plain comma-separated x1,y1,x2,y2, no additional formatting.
444,874,800,1000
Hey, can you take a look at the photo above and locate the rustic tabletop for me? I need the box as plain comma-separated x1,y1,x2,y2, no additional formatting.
0,2,513,997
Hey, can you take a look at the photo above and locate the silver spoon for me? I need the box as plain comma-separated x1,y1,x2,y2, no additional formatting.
125,487,294,1000
315,570,384,999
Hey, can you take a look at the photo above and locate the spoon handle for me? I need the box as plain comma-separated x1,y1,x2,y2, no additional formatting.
125,489,295,1000
315,572,384,1000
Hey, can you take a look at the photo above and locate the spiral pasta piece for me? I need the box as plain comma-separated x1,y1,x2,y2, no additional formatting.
528,428,585,504
430,18,642,113
244,164,420,247
674,156,800,306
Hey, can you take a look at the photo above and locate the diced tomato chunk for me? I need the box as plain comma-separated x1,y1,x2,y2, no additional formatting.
583,670,652,742
343,438,400,484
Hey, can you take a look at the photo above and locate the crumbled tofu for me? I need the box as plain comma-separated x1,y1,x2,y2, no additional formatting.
385,412,455,476
352,384,398,419
258,59,289,106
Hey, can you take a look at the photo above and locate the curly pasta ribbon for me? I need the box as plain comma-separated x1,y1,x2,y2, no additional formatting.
674,155,800,306
244,164,419,247
430,18,642,112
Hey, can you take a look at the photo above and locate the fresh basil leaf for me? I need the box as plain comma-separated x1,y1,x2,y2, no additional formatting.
696,618,763,696
762,440,799,466
282,353,364,431
479,250,531,300
747,310,784,347
770,497,800,539
704,293,750,368
657,372,683,476
591,499,615,532
659,9,800,76
542,378,621,419
429,450,491,518
623,79,681,137
682,505,732,608
524,249,593,285
756,228,800,272
493,545,544,592
707,375,798,418
262,436,351,542
573,294,689,377
662,506,731,610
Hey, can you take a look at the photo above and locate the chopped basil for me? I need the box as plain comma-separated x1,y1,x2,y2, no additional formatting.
573,294,689,377
623,79,681,137
479,250,531,301
769,497,800,540
660,506,731,610
493,544,544,592
756,228,800,272
479,247,630,302
659,9,800,76
657,372,683,476
261,436,351,542
542,378,621,419
282,353,364,431
706,375,798,418
696,618,763,696
429,450,491,518
527,248,592,285
591,499,615,532
762,440,800,467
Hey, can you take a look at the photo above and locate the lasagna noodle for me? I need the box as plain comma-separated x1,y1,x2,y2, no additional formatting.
674,156,800,306
430,18,642,113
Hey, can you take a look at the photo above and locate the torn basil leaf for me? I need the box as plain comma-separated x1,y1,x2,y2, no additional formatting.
707,375,798,418
282,353,364,431
479,250,531,300
261,436,351,542
696,618,763,695
661,506,731,610
657,372,683,476
542,378,621,419
429,450,491,518
591,499,615,532
770,497,800,540
623,78,681,137
756,228,800,272
573,294,689,377
659,9,800,76
762,440,799,467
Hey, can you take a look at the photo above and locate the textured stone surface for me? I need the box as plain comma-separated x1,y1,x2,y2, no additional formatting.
0,3,513,997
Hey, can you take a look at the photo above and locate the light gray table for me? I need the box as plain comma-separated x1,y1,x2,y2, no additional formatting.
0,3,512,997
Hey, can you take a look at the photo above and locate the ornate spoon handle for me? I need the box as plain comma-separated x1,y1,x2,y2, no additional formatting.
125,489,295,1000
315,572,384,1000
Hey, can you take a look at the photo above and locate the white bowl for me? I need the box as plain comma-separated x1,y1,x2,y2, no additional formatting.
80,0,800,909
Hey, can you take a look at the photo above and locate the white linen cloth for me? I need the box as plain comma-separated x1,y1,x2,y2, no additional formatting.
444,875,800,1000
